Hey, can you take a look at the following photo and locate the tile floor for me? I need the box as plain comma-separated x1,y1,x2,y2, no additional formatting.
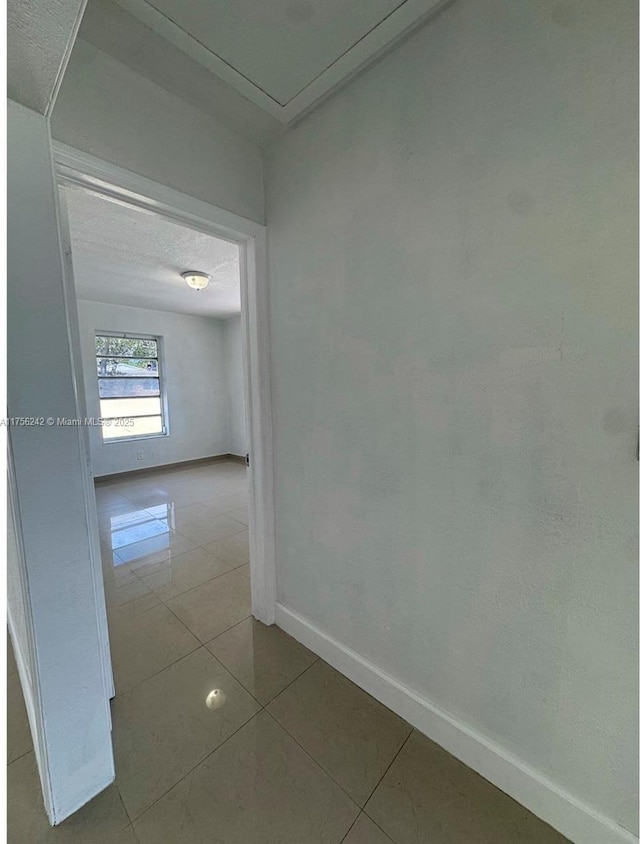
7,459,571,843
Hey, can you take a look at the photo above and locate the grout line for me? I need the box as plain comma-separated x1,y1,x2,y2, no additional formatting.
259,655,320,704
362,729,414,814
137,558,249,602
339,811,362,843
262,653,415,814
265,680,414,816
361,810,401,844
116,781,135,826
201,612,255,646
210,649,321,710
110,525,247,570
259,708,361,809
7,747,35,766
108,605,254,699
110,640,203,699
150,561,250,606
127,709,266,825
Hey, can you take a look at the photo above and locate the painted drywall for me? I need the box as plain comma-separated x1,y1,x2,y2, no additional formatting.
7,99,114,822
77,300,232,476
51,39,265,223
78,0,283,147
224,316,248,457
265,0,638,839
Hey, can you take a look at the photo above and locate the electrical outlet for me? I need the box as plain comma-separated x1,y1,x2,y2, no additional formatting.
136,451,144,461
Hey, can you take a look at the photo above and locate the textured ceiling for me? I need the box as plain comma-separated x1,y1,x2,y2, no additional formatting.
64,186,241,319
8,0,88,114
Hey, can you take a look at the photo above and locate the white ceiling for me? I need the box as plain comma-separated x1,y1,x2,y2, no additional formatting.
8,0,87,115
134,0,404,105
111,0,447,127
64,186,241,319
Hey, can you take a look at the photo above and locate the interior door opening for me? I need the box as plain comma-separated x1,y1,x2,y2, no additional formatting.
54,144,275,706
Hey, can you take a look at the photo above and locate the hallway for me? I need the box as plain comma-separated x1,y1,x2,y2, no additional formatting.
8,459,570,843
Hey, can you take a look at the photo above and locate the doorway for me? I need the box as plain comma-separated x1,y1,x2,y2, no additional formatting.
53,143,276,702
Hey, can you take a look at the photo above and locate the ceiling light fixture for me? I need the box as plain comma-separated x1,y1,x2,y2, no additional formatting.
182,270,210,291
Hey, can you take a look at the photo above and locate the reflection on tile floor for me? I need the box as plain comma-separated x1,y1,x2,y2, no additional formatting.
7,459,572,843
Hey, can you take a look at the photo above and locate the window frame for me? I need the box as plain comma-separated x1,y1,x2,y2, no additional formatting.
94,330,169,444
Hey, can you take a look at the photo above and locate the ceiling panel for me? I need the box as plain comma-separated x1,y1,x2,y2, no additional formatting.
116,0,448,124
64,186,241,319
143,0,404,105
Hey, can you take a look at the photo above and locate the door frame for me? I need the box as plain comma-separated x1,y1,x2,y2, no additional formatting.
52,142,277,626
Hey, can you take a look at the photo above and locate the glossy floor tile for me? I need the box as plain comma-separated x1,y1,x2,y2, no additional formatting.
8,752,137,844
343,813,394,843
365,730,571,844
138,546,238,601
167,567,252,643
7,461,571,844
151,501,223,529
268,660,412,806
227,505,249,525
133,711,359,844
103,569,162,618
208,490,251,512
113,647,260,818
7,671,33,763
7,637,18,676
207,617,318,704
203,529,250,565
116,530,196,572
108,602,200,692
174,512,246,546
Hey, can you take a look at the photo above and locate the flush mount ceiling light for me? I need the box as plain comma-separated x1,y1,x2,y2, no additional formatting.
182,270,210,291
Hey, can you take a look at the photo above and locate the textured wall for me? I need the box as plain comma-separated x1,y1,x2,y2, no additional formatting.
265,0,638,835
77,300,231,476
52,39,265,223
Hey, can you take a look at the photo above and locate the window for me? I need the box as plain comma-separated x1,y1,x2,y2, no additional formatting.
95,334,167,441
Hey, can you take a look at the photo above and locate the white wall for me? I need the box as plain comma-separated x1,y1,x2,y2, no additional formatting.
77,300,234,477
51,39,265,224
224,316,248,457
265,1,638,841
7,99,114,823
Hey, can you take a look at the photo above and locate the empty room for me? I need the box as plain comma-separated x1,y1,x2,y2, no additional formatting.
5,1,638,843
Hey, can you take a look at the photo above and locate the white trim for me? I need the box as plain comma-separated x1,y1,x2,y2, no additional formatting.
276,603,639,844
45,0,89,118
242,231,277,624
53,143,263,238
115,0,448,125
56,188,115,705
7,438,54,822
281,0,453,125
52,143,277,627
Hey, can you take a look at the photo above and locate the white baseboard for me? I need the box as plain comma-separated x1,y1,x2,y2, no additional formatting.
275,603,638,844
